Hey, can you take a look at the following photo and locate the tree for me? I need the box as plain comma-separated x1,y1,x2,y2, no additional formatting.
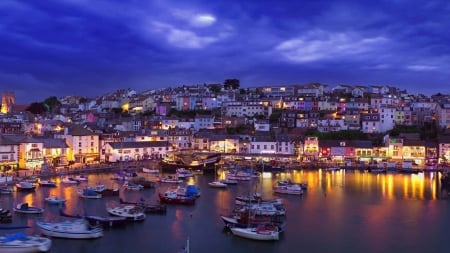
209,84,222,93
224,79,240,90
26,102,46,115
43,96,61,113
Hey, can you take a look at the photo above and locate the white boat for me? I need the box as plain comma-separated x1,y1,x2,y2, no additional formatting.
176,168,193,178
15,181,36,192
273,184,304,195
36,219,103,239
230,225,279,241
0,232,52,252
74,175,88,182
60,177,79,184
44,196,66,204
38,180,57,187
240,203,286,216
157,176,183,184
13,203,44,214
226,171,251,181
106,205,146,221
142,168,159,174
208,181,227,188
122,181,144,191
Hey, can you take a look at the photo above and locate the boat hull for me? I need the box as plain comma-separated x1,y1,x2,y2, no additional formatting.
230,227,279,241
36,221,103,239
0,235,52,253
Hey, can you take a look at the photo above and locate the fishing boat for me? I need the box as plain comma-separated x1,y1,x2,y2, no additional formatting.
77,188,102,199
106,205,146,221
119,198,167,214
158,189,196,205
220,210,285,231
44,196,66,204
38,180,57,187
230,224,279,241
13,203,44,214
15,181,36,192
36,219,103,239
59,209,127,228
0,232,52,252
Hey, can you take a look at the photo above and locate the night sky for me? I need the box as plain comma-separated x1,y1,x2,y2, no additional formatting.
1,0,449,103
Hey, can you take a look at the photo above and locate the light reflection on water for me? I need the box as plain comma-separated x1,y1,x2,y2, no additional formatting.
1,169,449,253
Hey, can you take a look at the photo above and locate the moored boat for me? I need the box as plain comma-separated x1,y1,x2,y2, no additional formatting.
90,184,119,196
44,196,66,204
74,174,88,182
230,224,279,241
122,181,144,191
142,168,159,174
13,203,44,214
59,209,127,228
158,190,196,205
106,205,146,221
60,177,79,184
272,184,304,195
0,232,52,252
36,219,103,239
119,198,167,214
38,180,57,187
157,176,183,184
78,188,102,199
15,182,36,192
208,181,227,188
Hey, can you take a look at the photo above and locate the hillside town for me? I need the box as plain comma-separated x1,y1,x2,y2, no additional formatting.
1,81,450,174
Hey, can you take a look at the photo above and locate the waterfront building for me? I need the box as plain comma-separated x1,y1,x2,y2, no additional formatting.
0,135,19,171
54,124,100,164
303,136,319,161
250,132,277,154
438,135,450,165
103,141,172,162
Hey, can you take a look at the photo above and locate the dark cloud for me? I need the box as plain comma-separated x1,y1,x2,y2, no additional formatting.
0,0,449,103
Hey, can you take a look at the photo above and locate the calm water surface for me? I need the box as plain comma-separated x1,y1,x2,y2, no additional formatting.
1,169,450,253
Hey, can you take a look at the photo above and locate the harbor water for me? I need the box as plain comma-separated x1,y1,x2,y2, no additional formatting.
1,169,449,253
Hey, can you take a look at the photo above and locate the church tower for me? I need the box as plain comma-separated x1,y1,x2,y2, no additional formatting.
1,91,15,113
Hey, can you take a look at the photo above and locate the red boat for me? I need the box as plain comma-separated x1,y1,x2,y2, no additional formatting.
158,190,196,205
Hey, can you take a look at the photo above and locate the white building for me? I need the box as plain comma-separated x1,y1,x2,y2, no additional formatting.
102,141,172,162
54,124,100,164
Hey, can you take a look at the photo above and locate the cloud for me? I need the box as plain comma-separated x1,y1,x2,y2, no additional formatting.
150,21,228,49
191,14,216,27
406,65,438,71
275,30,389,63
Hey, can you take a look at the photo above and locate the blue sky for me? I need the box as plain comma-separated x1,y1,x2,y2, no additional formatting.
1,0,449,103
